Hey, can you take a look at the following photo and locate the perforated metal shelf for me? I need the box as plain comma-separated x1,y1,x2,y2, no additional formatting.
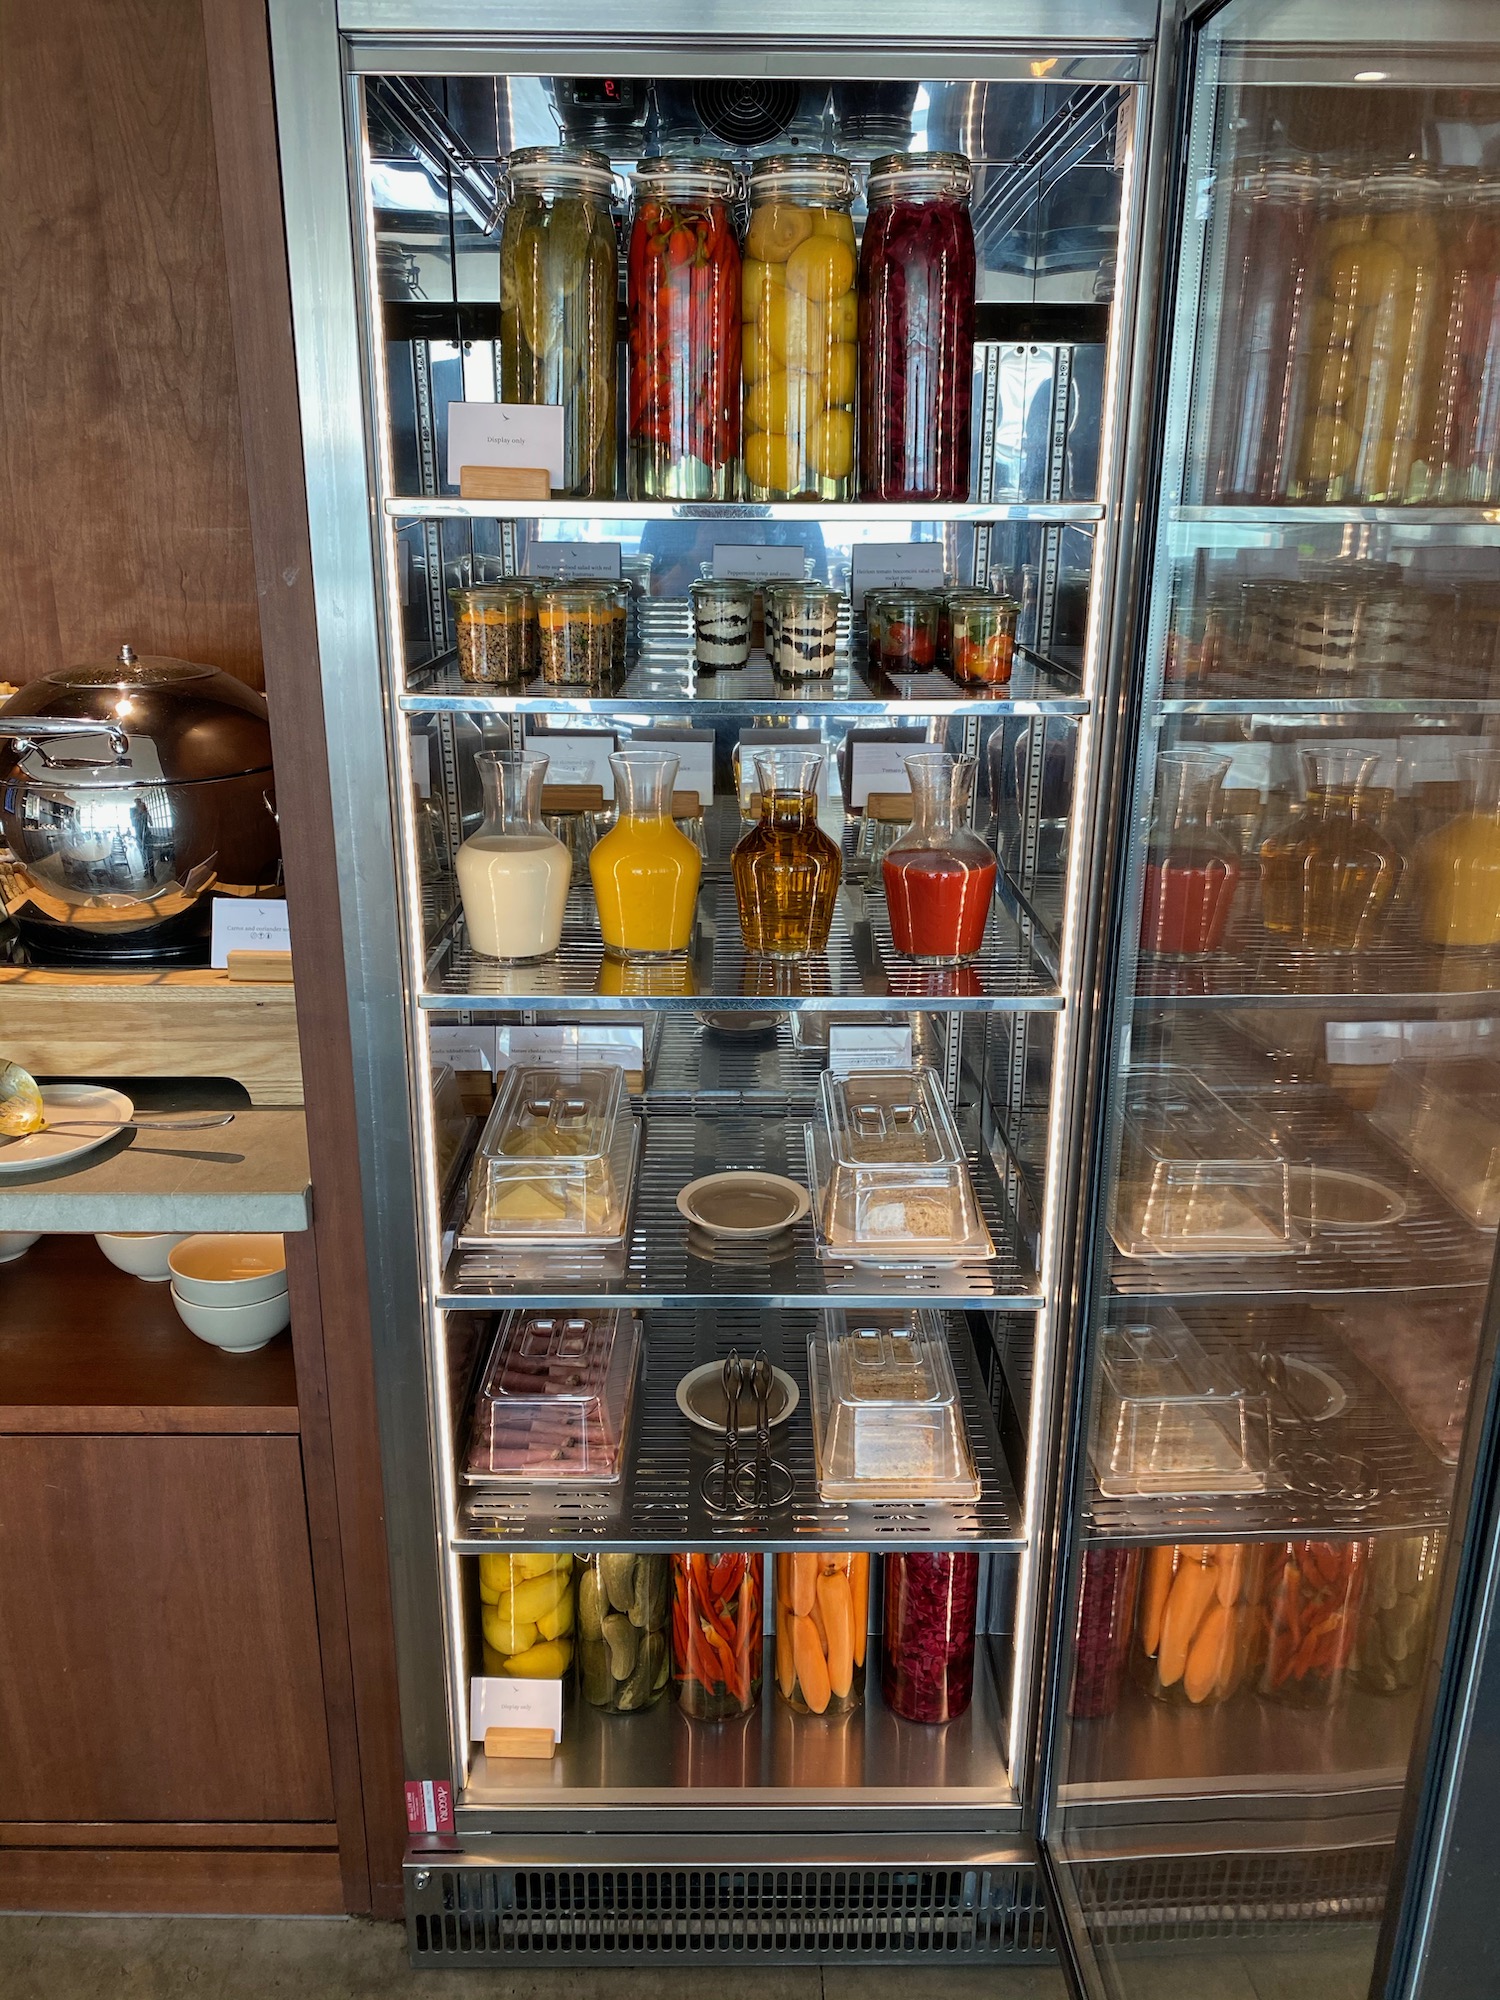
401,649,1086,717
439,1107,1040,1310
421,871,1061,1014
1083,1302,1452,1544
1136,912,1500,1011
454,1308,1023,1552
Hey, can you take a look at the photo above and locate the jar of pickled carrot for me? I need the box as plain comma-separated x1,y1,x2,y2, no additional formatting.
774,1552,869,1714
1134,1542,1264,1707
741,154,859,501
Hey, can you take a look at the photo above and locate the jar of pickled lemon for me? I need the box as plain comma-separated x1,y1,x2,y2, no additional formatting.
741,155,859,501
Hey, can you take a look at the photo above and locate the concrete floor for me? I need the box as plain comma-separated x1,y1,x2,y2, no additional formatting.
0,1916,1379,1999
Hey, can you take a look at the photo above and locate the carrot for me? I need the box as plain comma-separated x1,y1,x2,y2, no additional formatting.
1158,1560,1218,1687
1139,1545,1177,1658
789,1553,819,1618
776,1612,796,1701
790,1612,832,1713
818,1570,856,1699
1183,1601,1234,1704
1215,1544,1245,1608
850,1554,869,1668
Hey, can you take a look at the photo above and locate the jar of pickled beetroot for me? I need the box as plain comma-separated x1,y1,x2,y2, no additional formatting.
1068,1548,1141,1719
742,154,859,501
627,157,743,501
859,153,977,503
882,1551,979,1722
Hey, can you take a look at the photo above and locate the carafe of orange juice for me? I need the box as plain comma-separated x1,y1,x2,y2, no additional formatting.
589,748,702,958
1417,745,1500,948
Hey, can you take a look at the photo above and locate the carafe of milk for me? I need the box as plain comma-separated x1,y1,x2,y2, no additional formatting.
456,749,570,960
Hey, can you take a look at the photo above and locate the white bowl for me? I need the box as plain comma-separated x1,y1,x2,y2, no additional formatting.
95,1231,192,1281
0,1232,41,1264
170,1284,291,1353
168,1233,288,1306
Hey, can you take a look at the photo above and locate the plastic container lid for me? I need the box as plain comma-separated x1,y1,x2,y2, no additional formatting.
465,1063,632,1240
465,1309,639,1484
809,1309,980,1503
1367,1055,1500,1229
817,1069,991,1257
1090,1309,1268,1497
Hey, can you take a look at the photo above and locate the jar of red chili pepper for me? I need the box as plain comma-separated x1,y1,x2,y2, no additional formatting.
1068,1547,1141,1719
628,158,743,501
859,153,977,503
881,1551,979,1723
1257,1538,1371,1708
670,1551,763,1719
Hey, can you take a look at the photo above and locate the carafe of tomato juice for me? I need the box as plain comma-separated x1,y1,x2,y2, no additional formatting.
882,748,997,964
1139,749,1242,957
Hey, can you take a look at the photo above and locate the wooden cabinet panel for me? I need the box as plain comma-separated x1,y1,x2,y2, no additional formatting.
0,1435,334,1821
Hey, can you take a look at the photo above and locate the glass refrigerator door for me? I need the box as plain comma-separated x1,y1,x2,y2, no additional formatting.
1043,11,1500,1998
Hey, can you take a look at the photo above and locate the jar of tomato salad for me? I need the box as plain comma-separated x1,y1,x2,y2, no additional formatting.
741,154,859,501
859,153,976,503
627,157,743,501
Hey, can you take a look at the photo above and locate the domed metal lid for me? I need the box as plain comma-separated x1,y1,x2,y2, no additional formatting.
0,645,272,783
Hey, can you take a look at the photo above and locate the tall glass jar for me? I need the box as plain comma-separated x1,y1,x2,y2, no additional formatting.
671,1552,763,1719
588,748,702,959
1421,176,1500,503
1350,1532,1445,1696
774,1553,869,1714
1259,747,1405,951
627,157,743,500
456,750,571,962
882,1552,979,1723
479,1552,577,1679
499,147,618,498
1069,1548,1141,1720
859,153,976,502
578,1554,672,1712
1257,1538,1371,1708
1416,745,1500,948
1134,1542,1265,1707
452,583,531,685
741,155,859,501
732,747,842,957
882,749,997,964
1139,749,1242,957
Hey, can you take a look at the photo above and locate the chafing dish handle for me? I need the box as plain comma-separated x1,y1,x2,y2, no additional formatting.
0,716,131,767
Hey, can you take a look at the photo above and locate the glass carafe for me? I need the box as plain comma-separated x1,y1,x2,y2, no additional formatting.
882,749,997,964
627,157,743,501
588,748,702,959
1416,745,1500,948
1139,749,1242,958
1259,747,1405,951
859,152,976,502
732,748,841,957
455,750,571,962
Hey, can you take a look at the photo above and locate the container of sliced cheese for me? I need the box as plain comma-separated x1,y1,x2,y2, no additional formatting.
458,1062,639,1248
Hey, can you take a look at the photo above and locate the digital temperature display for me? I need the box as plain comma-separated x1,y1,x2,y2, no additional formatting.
566,78,640,112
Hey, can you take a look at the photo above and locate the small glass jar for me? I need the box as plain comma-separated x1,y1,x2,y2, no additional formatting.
863,588,902,670
882,1552,979,1723
1068,1548,1141,1720
1259,747,1405,951
1139,749,1242,958
671,1552,763,1719
859,153,976,503
589,748,702,959
882,749,996,964
688,578,754,673
499,147,618,498
1258,1538,1371,1708
733,747,841,957
1350,1532,1444,1696
774,1553,869,1714
578,1554,672,1712
775,583,842,678
456,749,571,962
536,583,616,686
627,156,743,501
950,593,1017,687
479,1551,577,1680
876,590,941,675
742,154,859,501
763,581,793,662
452,583,531,685
604,583,630,676
1135,1542,1264,1707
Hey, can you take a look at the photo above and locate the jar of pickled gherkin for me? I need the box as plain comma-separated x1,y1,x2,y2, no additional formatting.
859,153,976,502
628,157,743,501
500,147,619,499
536,582,616,686
742,154,860,501
578,1554,672,1712
452,583,531,685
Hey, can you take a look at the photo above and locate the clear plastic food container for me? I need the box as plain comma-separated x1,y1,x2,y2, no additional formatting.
464,1308,640,1485
809,1309,980,1503
816,1069,991,1258
1110,1066,1305,1258
462,1063,635,1242
1091,1310,1269,1497
1367,1056,1500,1228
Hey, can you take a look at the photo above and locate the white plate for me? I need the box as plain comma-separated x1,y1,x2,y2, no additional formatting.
0,1085,135,1174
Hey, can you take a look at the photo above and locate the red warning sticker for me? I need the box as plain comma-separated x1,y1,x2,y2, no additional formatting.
404,1777,455,1835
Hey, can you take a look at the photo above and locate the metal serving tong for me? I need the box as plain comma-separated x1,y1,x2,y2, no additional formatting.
1258,1349,1380,1513
700,1347,793,1517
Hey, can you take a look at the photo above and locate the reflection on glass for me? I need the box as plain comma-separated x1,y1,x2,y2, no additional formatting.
1139,750,1241,958
1259,749,1404,951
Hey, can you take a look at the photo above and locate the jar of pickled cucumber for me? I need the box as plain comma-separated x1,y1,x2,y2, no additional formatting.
500,147,619,499
741,154,860,501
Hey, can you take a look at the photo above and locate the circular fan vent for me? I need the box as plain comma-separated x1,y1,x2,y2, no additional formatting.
691,78,801,148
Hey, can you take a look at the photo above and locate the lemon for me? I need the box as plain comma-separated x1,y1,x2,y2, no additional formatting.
787,234,856,305
763,290,826,371
745,431,792,492
809,206,857,250
745,201,814,264
742,324,767,383
829,290,859,342
825,340,857,406
807,407,854,480
741,259,784,323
